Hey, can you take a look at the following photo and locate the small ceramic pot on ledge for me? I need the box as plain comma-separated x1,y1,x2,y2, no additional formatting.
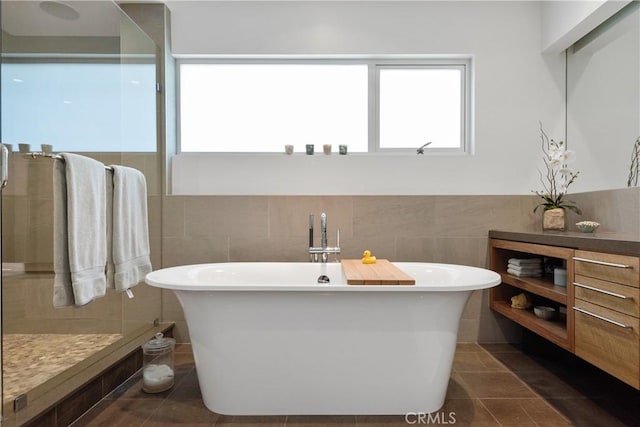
543,207,566,231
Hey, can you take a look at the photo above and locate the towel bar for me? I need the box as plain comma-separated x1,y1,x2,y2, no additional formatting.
25,151,114,171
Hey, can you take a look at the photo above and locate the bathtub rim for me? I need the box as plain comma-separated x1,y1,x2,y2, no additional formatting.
145,261,500,292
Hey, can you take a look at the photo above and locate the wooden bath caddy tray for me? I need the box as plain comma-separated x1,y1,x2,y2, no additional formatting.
341,259,415,285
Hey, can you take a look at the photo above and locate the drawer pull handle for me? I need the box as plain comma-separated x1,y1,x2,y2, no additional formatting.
573,307,634,329
573,282,632,300
573,257,633,269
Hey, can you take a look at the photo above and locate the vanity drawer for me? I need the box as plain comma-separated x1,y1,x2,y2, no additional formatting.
574,275,639,317
574,299,639,389
574,250,639,288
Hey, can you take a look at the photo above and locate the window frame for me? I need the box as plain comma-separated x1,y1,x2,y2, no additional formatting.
176,56,473,155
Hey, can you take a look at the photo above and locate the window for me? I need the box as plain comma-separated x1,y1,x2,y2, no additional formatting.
178,58,472,154
378,66,465,151
180,63,368,152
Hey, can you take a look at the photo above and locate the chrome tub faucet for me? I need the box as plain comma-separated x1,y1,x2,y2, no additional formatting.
309,212,340,263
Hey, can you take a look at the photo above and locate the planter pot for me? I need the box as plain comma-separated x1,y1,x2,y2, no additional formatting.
543,208,566,231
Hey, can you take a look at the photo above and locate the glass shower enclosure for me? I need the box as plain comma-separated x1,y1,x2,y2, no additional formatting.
1,1,162,422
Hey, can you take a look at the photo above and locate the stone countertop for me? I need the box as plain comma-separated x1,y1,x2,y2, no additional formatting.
489,230,640,256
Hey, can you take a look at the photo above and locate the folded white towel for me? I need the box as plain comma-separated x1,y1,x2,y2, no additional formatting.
508,258,542,266
507,264,543,273
107,165,152,292
507,267,542,278
53,153,107,307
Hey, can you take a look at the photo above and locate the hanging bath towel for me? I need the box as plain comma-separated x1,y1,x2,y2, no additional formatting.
53,153,107,307
107,165,152,292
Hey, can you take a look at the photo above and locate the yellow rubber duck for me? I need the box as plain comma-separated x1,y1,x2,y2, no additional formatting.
362,250,377,264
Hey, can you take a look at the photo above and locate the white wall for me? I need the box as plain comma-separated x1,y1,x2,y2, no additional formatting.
167,1,566,195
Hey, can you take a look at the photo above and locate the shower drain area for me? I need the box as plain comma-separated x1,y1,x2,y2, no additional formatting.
2,333,123,406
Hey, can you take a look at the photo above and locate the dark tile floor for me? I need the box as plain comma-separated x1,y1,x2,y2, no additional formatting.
70,340,639,427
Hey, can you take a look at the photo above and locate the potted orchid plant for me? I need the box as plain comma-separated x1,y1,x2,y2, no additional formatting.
533,124,581,230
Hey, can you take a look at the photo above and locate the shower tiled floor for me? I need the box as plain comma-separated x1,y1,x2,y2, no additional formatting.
70,341,640,426
2,333,122,404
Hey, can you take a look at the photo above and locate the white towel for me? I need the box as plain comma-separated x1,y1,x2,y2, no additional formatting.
53,153,107,307
107,165,152,292
508,258,542,266
507,267,542,278
507,264,543,274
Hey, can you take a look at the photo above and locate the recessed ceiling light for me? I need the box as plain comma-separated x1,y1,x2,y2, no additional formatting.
39,1,80,21
12,78,23,83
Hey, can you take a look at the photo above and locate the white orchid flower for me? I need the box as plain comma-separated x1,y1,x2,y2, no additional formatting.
559,149,576,163
559,167,574,178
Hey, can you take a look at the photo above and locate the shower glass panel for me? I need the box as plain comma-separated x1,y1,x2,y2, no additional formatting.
1,0,161,418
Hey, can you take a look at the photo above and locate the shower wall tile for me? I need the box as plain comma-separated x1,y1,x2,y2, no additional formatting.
268,196,354,239
26,198,54,265
121,153,146,172
353,196,436,238
568,187,640,234
162,236,229,267
340,235,397,261
184,196,269,238
162,196,186,238
162,290,185,322
119,153,162,196
158,303,187,346
25,160,54,199
147,195,162,239
171,320,191,343
230,237,309,262
433,237,488,268
394,237,437,262
2,196,28,262
3,272,123,334
457,318,481,343
434,195,527,237
122,283,162,324
90,153,123,167
149,236,162,271
519,196,542,232
4,153,29,196
462,291,484,320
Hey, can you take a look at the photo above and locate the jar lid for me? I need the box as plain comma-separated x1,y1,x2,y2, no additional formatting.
142,332,175,351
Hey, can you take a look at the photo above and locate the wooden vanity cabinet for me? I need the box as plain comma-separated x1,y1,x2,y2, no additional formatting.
489,235,640,390
573,250,640,389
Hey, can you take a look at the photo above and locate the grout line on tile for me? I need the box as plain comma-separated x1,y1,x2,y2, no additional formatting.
474,398,502,426
476,346,573,424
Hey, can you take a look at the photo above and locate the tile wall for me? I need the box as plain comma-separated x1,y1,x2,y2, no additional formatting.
160,194,539,342
160,188,640,343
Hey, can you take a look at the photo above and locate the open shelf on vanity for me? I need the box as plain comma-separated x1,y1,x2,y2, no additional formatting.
497,272,567,304
489,238,574,351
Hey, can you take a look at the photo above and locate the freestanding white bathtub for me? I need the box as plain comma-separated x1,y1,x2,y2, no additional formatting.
145,262,500,416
